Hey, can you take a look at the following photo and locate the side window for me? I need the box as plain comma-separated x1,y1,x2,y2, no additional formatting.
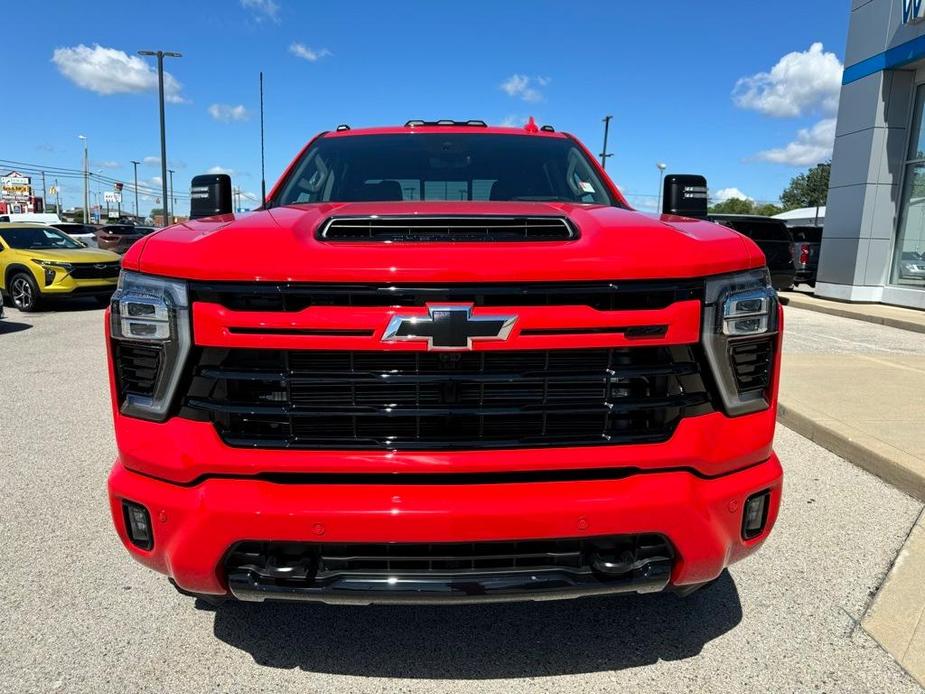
290,151,332,203
565,148,608,204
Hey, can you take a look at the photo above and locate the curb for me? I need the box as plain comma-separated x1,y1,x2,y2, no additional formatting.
782,295,925,335
778,402,925,503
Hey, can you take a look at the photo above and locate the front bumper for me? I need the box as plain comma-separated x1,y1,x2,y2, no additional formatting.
42,274,118,297
108,453,782,602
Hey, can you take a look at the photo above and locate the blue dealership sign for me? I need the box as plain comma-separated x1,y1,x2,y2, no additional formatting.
905,0,925,24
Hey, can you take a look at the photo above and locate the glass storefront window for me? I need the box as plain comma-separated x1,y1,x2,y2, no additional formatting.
893,86,925,287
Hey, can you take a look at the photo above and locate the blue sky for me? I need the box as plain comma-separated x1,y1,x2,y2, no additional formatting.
3,0,849,216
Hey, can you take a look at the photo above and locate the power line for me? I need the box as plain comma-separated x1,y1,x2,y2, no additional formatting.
0,159,191,201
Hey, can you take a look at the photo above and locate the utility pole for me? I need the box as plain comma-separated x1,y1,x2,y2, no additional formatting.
54,178,60,215
168,169,175,223
41,171,47,211
130,160,141,220
78,135,88,223
260,71,267,206
138,49,182,227
599,115,613,170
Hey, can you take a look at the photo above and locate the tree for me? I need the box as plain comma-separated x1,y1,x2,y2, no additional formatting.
754,202,783,217
780,163,831,211
149,207,165,218
709,198,755,215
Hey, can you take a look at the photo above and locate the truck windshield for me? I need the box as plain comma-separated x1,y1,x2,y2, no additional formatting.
273,133,618,206
0,226,83,250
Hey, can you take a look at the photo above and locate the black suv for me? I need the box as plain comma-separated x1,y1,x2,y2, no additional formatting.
708,215,796,291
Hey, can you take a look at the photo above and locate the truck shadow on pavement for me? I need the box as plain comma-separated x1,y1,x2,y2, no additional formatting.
210,571,742,678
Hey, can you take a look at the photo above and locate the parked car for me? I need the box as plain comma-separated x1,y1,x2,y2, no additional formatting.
51,222,99,248
707,215,796,291
0,212,62,225
96,224,157,254
0,223,121,311
107,120,783,605
788,226,822,287
898,251,925,281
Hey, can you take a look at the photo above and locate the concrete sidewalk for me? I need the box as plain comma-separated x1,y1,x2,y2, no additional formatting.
781,290,925,334
779,302,925,502
779,305,925,686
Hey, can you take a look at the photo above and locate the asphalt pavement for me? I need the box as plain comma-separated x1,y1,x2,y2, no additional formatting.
1,300,923,693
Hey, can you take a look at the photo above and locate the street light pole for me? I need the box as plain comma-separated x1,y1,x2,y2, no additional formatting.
78,135,88,223
130,160,141,220
138,49,182,227
656,162,668,213
168,169,175,223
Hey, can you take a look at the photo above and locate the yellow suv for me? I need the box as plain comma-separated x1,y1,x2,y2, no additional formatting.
0,223,122,312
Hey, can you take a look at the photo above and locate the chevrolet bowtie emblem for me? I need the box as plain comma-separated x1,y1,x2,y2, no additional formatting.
383,304,517,350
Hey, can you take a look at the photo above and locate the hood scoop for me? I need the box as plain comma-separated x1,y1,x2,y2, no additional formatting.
317,215,579,243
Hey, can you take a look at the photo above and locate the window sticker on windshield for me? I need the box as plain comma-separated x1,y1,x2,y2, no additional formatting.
579,181,595,193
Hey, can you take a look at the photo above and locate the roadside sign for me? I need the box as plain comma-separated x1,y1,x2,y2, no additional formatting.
104,191,122,204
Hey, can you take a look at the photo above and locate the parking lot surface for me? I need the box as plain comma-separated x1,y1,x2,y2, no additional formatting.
1,302,923,693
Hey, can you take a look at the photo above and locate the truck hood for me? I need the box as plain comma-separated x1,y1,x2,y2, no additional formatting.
126,202,763,283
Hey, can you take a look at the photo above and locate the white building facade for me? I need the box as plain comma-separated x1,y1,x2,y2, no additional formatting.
820,0,925,309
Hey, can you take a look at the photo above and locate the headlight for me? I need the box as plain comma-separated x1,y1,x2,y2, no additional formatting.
702,269,779,416
110,271,191,421
32,258,74,272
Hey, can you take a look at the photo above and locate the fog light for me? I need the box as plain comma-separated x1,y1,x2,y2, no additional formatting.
742,490,770,540
122,500,153,550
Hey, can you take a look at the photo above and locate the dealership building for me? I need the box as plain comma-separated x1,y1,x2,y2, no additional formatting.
820,0,925,309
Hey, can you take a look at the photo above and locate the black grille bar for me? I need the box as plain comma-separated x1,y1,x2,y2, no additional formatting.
181,346,714,450
114,343,162,399
189,280,703,312
729,337,774,393
317,215,579,243
69,261,121,279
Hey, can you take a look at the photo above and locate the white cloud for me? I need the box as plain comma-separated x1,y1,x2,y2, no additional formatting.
498,115,528,127
756,118,836,166
624,194,660,212
500,74,545,103
142,156,185,169
713,187,753,203
733,43,843,118
207,165,234,175
95,160,121,170
52,44,185,103
241,0,279,22
208,103,249,122
289,43,332,62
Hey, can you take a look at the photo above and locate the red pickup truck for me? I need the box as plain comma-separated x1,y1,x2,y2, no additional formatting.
106,120,782,605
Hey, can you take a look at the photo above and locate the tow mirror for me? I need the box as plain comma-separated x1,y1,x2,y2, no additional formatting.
662,174,708,219
189,174,233,219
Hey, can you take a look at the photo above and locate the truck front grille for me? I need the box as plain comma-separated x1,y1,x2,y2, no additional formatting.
181,346,714,450
188,280,703,313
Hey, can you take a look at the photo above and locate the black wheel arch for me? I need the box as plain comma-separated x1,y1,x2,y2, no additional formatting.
3,263,34,293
